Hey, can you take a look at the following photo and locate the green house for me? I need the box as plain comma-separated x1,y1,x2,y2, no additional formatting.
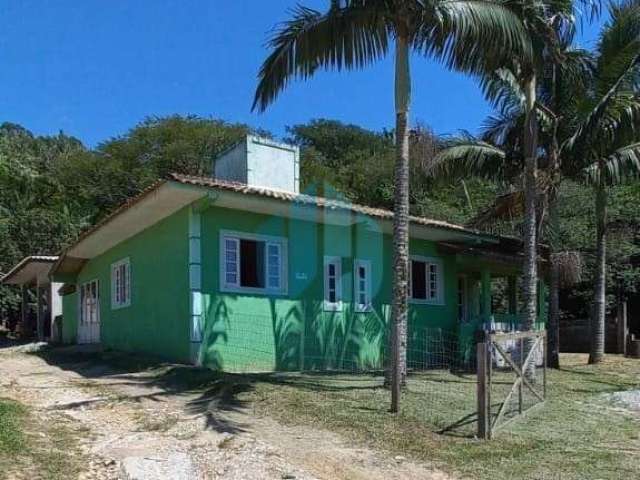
50,136,547,372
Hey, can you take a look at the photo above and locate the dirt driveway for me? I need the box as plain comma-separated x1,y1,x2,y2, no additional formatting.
0,344,452,480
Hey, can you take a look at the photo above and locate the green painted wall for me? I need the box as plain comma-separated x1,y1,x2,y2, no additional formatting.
60,207,191,361
57,195,546,373
197,204,459,372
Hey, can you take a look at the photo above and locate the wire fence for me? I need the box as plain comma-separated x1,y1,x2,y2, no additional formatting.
196,315,546,439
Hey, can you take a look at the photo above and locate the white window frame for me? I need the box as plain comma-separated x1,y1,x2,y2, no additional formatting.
110,258,131,309
323,256,343,311
353,259,372,313
409,255,444,305
219,230,288,295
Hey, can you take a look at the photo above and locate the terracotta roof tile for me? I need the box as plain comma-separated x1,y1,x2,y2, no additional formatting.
168,173,497,238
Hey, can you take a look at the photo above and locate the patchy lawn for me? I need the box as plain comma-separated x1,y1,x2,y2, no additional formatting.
244,354,640,480
0,397,87,480
25,348,640,480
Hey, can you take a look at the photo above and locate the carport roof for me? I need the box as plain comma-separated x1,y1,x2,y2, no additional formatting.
1,255,58,286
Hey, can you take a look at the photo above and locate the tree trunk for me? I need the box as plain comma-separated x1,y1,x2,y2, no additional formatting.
589,169,607,364
522,74,538,377
390,32,411,413
522,74,538,330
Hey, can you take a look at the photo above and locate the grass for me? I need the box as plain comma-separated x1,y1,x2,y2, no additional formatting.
25,347,640,480
0,398,86,480
0,398,26,456
243,354,640,480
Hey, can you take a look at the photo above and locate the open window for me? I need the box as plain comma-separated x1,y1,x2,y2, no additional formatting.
409,256,444,305
354,259,372,312
220,231,287,294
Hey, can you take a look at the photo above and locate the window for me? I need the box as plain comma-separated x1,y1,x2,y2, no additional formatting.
354,259,372,312
111,258,131,309
409,256,444,304
220,231,287,294
324,256,342,311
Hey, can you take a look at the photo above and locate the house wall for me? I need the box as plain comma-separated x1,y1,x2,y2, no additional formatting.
196,204,459,372
60,207,191,361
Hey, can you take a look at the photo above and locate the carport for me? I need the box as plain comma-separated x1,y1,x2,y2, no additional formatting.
1,255,62,341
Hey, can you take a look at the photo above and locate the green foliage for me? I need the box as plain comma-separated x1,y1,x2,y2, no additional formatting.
0,116,262,323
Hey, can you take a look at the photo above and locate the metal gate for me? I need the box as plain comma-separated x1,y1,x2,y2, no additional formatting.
477,330,547,439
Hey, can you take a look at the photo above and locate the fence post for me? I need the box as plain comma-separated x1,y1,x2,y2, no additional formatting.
477,332,490,440
519,337,524,414
543,331,547,399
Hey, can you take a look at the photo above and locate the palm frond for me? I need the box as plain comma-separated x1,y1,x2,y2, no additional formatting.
253,1,389,112
420,0,533,75
429,134,506,181
585,141,640,185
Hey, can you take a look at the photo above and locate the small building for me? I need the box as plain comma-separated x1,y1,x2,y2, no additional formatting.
44,136,545,371
1,255,62,341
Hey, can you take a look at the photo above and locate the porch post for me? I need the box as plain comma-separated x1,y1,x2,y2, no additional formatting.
481,269,492,327
508,276,518,315
20,285,28,336
36,279,44,341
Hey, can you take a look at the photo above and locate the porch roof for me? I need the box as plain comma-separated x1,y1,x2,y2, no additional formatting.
1,256,58,286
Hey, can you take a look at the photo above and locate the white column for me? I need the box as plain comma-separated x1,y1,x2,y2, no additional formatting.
189,207,203,364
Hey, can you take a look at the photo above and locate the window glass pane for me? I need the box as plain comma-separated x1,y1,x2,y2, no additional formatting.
411,261,427,299
429,264,438,299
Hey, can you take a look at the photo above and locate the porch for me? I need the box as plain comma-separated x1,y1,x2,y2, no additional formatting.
449,241,547,350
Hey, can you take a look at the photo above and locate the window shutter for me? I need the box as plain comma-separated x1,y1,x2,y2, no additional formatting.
223,237,240,288
124,262,131,305
266,242,282,290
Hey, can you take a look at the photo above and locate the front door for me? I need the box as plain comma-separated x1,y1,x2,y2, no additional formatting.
78,280,100,344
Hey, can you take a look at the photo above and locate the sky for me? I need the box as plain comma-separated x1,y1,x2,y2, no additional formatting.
0,0,607,147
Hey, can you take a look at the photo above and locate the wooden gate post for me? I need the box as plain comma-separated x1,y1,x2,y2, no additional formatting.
477,332,490,440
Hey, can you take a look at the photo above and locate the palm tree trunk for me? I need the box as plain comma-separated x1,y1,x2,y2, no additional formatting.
390,31,410,413
589,169,607,364
522,74,538,377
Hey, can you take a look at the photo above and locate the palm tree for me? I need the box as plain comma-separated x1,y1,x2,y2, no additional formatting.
564,0,640,363
252,0,531,412
431,0,640,366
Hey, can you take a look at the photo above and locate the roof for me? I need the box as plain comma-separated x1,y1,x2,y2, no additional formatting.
169,173,500,239
1,255,59,286
52,173,522,277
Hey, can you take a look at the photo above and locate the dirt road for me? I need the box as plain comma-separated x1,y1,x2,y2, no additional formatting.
0,344,452,480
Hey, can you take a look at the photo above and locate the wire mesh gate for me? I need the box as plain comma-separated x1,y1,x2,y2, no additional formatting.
477,330,547,439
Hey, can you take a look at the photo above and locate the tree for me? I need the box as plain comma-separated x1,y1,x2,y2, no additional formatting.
253,0,531,412
431,0,640,365
564,0,640,363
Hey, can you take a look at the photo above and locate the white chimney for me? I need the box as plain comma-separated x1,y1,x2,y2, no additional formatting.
213,135,300,194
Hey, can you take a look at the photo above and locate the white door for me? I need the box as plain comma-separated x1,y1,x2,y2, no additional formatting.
78,280,100,344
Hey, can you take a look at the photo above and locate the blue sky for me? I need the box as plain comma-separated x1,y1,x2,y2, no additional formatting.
0,0,606,147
